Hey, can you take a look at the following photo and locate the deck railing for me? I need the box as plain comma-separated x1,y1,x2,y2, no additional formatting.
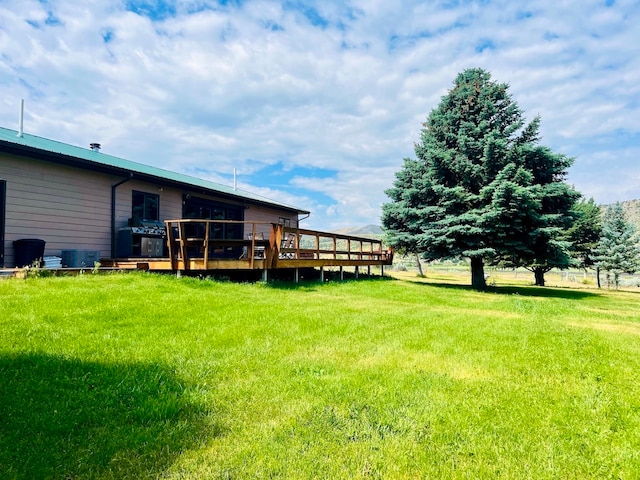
163,219,393,271
277,226,391,262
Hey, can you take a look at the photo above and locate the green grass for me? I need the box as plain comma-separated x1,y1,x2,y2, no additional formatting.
1,272,640,479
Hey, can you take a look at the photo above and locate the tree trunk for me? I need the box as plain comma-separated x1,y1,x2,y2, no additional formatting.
596,266,601,289
415,253,424,277
470,257,486,289
534,268,545,286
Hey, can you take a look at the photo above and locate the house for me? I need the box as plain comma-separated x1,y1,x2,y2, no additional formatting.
0,126,392,277
0,126,309,268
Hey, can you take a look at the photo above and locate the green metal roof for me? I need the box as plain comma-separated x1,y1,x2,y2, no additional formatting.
0,126,309,214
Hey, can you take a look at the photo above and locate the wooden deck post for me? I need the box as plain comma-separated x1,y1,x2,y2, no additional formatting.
165,220,177,270
339,266,343,281
178,221,188,271
355,266,359,279
320,267,324,282
249,223,257,270
295,268,299,284
203,220,210,270
269,223,283,268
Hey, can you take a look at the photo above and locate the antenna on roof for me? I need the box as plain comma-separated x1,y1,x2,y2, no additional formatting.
17,99,24,138
233,168,237,191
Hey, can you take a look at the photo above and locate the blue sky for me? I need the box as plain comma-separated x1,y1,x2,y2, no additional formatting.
0,0,639,230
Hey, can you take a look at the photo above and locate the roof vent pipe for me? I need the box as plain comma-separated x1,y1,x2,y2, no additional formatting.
90,143,101,152
17,99,24,138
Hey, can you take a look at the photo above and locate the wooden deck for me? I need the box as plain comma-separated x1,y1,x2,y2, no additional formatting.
104,220,393,277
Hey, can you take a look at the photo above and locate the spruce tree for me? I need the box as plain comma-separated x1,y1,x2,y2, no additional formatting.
382,68,579,288
594,203,640,289
566,197,602,273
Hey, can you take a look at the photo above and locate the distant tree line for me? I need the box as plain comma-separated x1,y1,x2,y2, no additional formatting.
382,68,640,289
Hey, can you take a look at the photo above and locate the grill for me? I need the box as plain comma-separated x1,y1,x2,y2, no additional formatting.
130,220,167,236
117,220,166,258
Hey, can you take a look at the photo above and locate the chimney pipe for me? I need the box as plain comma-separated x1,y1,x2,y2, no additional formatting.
17,99,24,138
90,143,101,152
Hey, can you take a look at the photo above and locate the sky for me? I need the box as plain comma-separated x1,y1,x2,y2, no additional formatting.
0,0,639,231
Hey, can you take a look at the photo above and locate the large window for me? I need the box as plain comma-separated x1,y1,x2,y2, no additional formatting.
132,190,159,222
183,195,243,239
183,196,244,258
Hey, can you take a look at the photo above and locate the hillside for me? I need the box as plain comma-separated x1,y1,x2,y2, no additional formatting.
334,225,383,237
620,199,640,230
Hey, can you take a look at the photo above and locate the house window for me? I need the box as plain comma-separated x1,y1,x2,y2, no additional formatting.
132,190,159,222
182,195,244,239
278,217,291,227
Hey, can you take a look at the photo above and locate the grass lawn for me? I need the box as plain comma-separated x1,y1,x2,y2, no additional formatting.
1,271,639,479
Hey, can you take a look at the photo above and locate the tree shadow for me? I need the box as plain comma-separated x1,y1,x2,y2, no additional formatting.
264,273,393,291
487,284,600,299
0,353,219,479
401,278,601,300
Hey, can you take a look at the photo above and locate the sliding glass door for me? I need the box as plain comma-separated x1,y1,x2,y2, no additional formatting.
182,195,244,258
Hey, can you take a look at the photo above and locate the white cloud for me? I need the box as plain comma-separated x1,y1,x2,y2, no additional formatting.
0,0,639,229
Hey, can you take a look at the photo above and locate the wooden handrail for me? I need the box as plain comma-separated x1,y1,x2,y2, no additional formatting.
163,220,392,270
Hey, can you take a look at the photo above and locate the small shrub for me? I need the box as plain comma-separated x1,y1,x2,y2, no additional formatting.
22,260,54,279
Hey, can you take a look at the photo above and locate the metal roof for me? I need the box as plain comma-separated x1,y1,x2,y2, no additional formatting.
0,126,309,214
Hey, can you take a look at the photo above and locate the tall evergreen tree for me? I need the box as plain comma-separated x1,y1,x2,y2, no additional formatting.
382,68,579,288
594,202,640,289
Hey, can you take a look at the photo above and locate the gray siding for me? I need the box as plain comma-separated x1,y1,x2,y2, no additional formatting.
1,154,113,266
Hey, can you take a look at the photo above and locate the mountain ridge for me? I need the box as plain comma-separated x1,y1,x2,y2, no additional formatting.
334,224,383,237
617,199,640,230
